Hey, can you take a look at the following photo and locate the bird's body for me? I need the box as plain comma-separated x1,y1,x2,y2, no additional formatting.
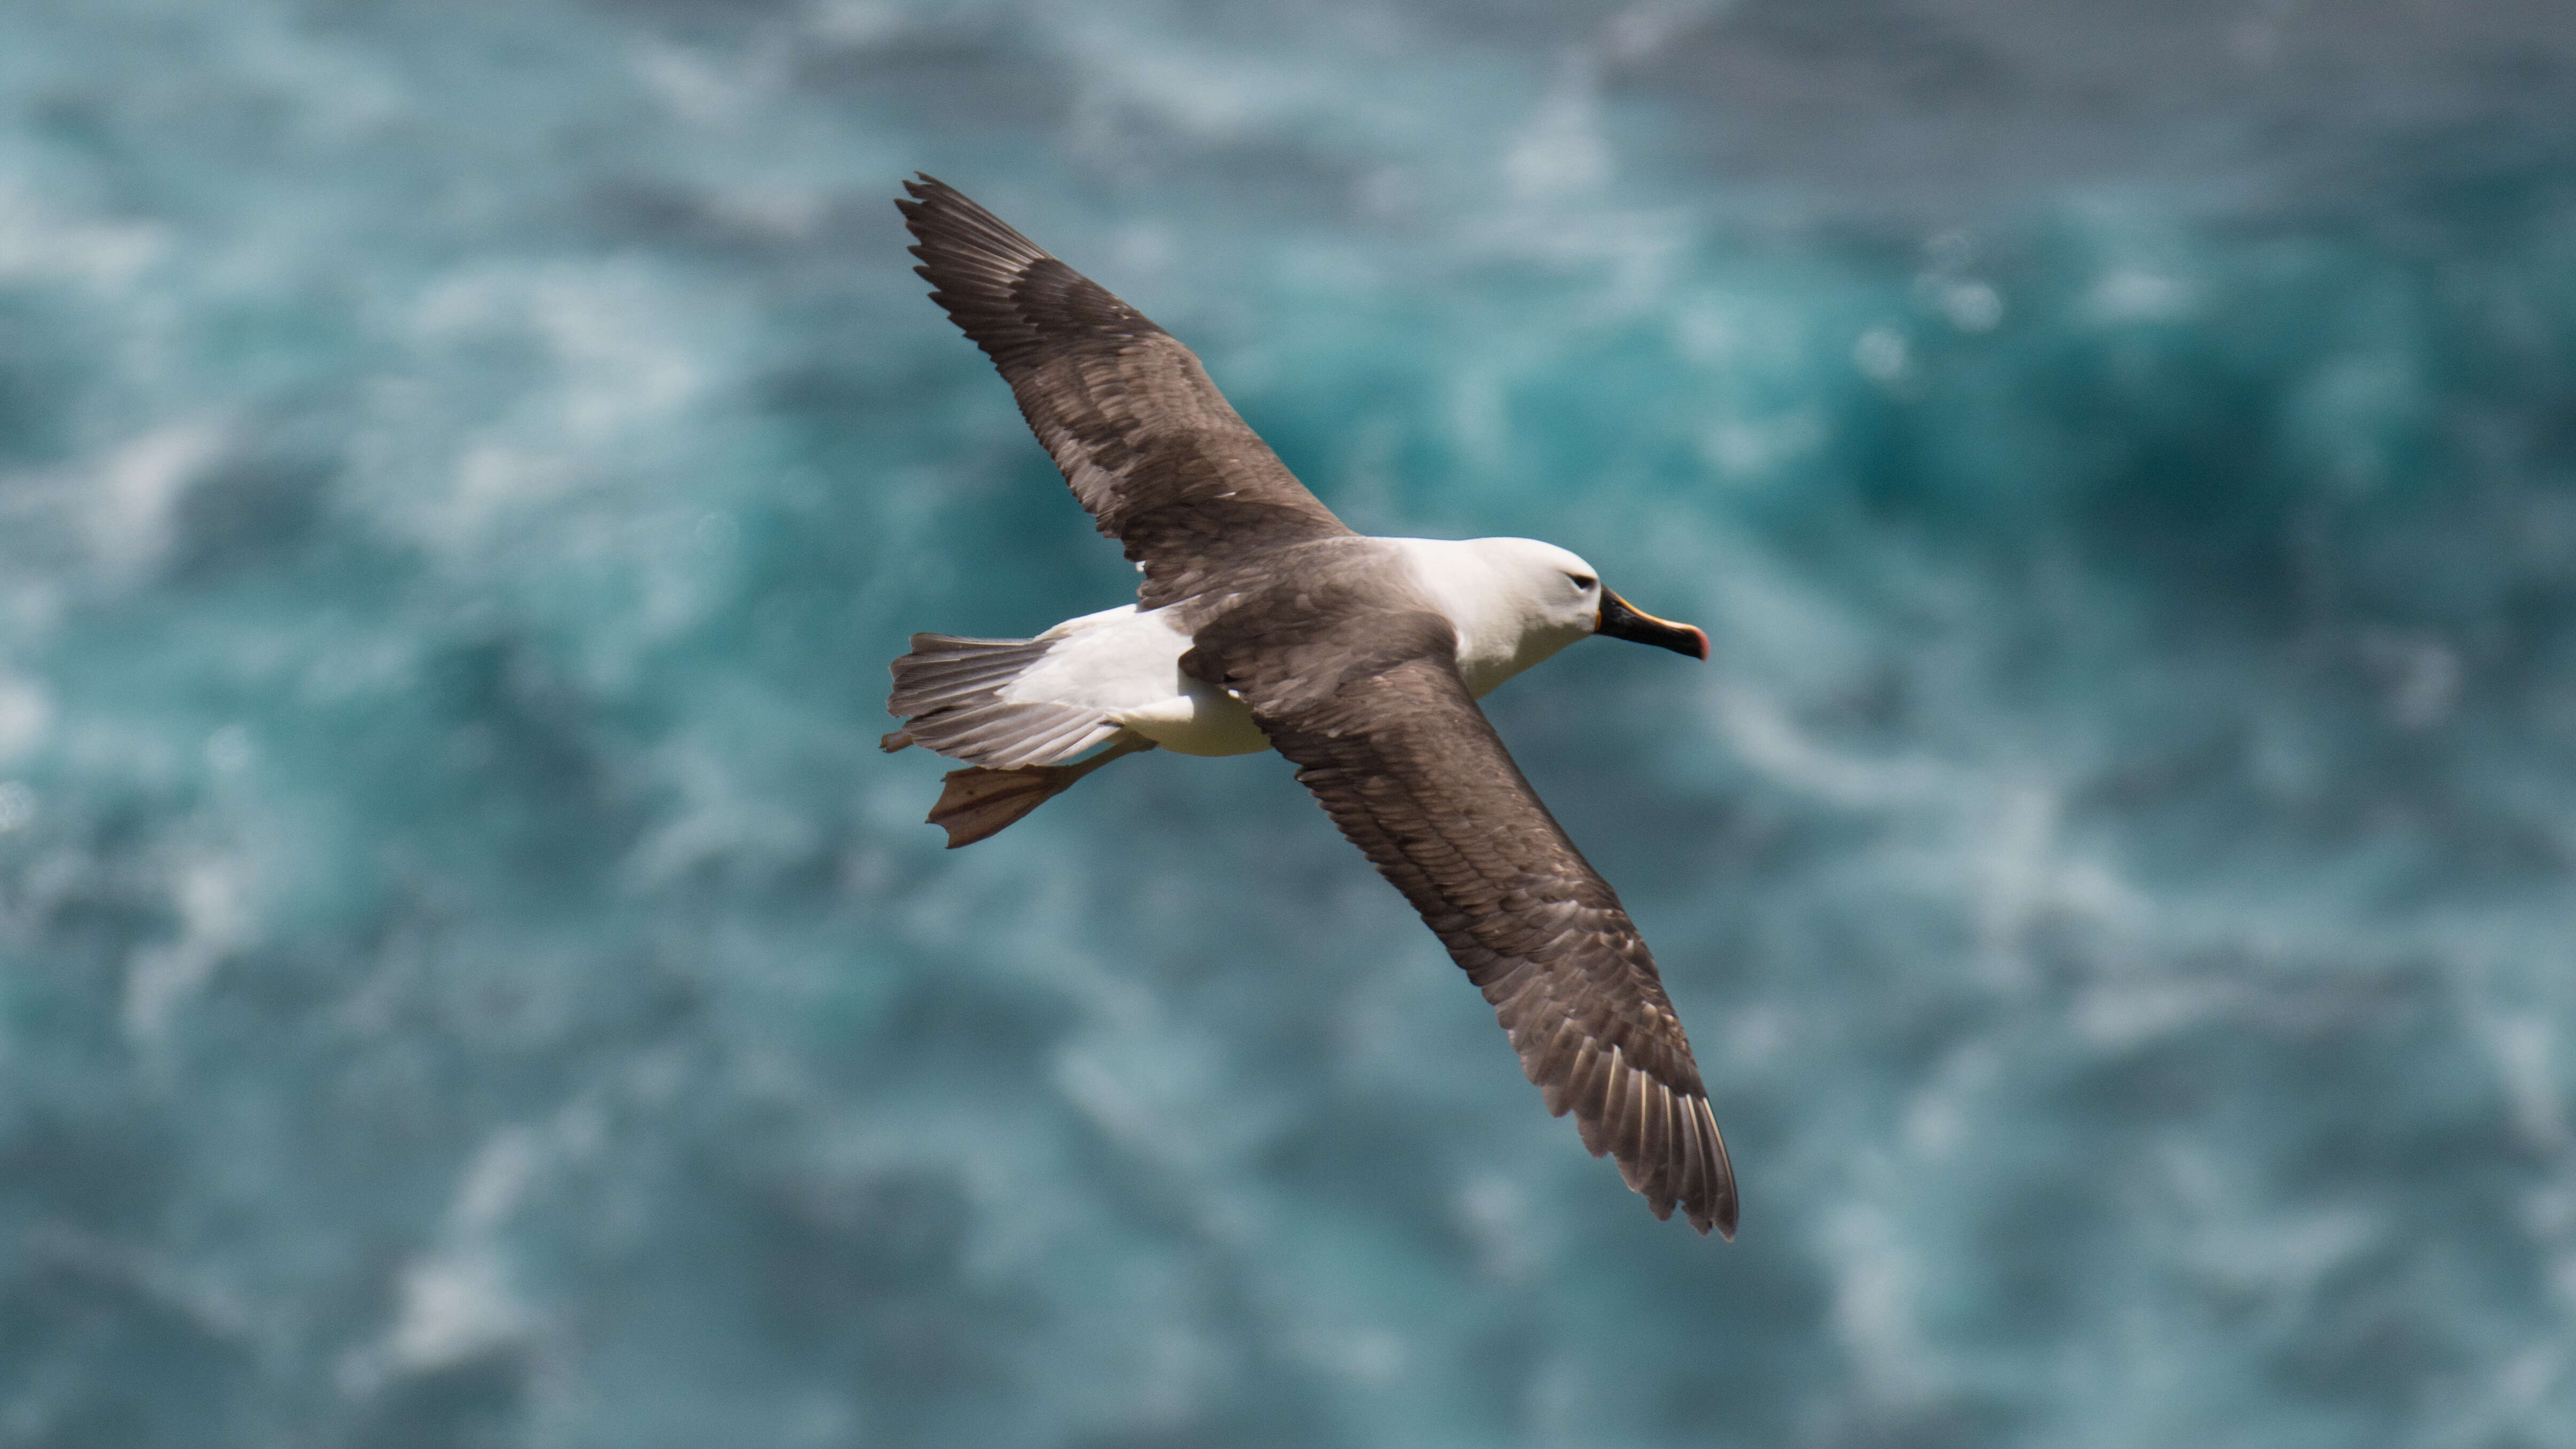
885,175,1739,1237
973,536,1608,760
1006,601,1268,757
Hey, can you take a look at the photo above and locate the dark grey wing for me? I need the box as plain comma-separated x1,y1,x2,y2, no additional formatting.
1193,606,1738,1237
897,174,1352,608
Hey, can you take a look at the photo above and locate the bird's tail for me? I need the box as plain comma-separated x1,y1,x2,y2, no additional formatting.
917,762,1074,848
916,736,1157,848
886,632,1121,768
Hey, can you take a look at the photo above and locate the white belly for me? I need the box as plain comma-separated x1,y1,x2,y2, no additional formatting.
1001,605,1270,757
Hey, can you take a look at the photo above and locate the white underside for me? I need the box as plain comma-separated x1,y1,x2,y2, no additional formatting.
1001,605,1271,757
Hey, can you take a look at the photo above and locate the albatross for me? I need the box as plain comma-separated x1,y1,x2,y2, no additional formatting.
881,175,1737,1238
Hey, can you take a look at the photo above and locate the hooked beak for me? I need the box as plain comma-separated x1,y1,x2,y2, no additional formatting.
1596,588,1710,660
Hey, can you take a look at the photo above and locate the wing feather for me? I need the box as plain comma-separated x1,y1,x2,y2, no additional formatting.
1205,618,1738,1237
1677,1090,1708,1214
897,175,1352,607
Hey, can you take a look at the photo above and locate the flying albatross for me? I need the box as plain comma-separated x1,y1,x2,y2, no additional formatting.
882,175,1737,1238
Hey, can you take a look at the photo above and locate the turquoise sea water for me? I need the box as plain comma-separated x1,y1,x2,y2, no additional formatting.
5,3,2576,1445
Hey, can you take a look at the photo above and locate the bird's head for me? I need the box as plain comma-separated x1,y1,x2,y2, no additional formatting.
1469,538,1710,664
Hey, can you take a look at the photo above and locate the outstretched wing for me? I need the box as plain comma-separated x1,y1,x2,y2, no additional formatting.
1195,604,1738,1237
897,174,1352,608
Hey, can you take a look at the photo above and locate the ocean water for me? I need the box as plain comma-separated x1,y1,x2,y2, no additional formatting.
4,2,2575,1445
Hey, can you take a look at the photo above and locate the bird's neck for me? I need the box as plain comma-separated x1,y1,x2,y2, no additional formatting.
1386,538,1583,699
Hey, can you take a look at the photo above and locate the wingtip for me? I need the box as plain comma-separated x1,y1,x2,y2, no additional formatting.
895,173,960,224
1704,1178,1740,1239
1702,1095,1740,1240
1680,1188,1740,1238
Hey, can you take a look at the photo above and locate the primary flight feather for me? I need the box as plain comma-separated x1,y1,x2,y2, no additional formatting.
883,174,1737,1238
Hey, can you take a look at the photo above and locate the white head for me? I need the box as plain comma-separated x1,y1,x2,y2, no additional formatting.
1399,537,1708,698
1467,536,1609,650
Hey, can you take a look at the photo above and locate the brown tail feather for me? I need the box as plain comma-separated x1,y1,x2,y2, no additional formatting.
887,633,1121,769
920,735,1156,847
926,764,1078,847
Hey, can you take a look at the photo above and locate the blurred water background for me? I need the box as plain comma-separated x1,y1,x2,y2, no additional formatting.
5,2,2576,1445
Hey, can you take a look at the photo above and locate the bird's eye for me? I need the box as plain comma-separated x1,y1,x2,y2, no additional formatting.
1567,573,1597,591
